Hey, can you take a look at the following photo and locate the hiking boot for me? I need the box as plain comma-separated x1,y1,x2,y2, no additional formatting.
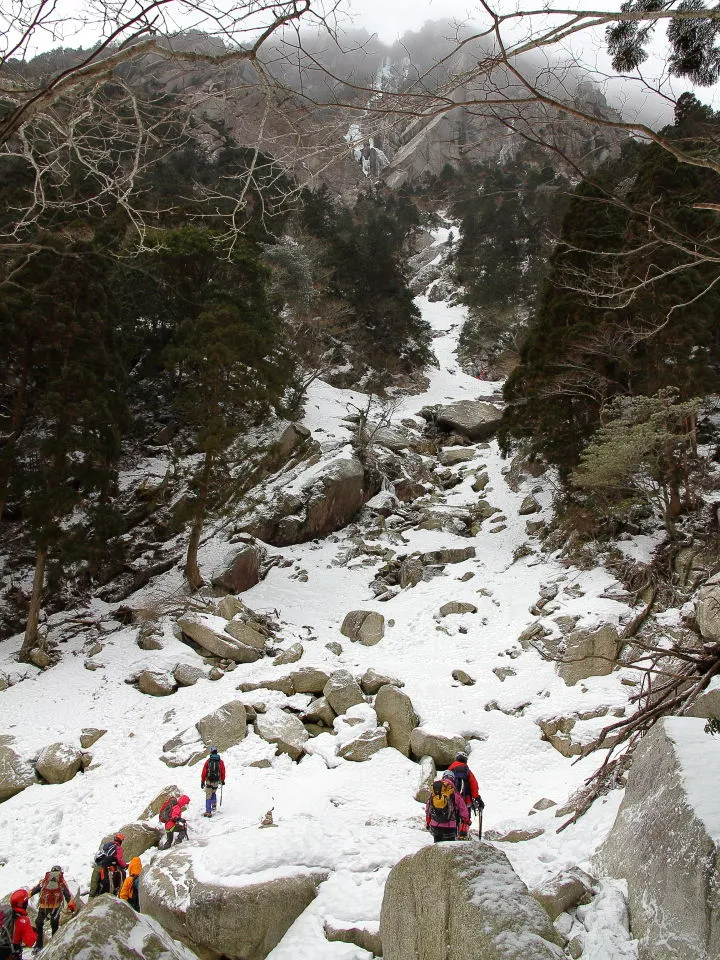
203,812,212,818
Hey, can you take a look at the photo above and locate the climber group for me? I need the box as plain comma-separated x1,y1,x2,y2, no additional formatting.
0,868,76,959
425,751,484,843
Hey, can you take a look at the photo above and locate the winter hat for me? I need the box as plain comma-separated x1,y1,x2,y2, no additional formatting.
210,747,219,754
442,771,456,782
455,751,468,762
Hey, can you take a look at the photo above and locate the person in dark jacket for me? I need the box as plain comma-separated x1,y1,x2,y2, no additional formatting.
447,752,484,838
200,748,226,818
0,890,37,959
29,866,75,949
89,833,128,897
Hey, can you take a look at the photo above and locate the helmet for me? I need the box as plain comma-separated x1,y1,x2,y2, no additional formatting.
455,751,468,763
51,865,62,873
114,833,125,843
10,889,29,910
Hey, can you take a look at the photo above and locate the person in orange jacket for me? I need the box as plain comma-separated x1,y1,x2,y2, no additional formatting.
118,857,142,911
0,890,37,959
29,865,75,949
447,751,484,839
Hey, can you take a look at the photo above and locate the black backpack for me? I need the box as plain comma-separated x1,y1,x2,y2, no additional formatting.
0,903,14,954
94,841,118,868
452,762,470,799
207,754,222,783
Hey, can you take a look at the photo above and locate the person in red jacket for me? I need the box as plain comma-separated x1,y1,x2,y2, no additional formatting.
160,795,190,848
0,890,37,959
200,747,226,818
448,752,484,839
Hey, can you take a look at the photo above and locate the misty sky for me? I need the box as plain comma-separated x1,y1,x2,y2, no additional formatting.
346,0,475,43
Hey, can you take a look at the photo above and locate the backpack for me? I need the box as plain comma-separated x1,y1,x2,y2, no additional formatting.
430,779,456,824
159,797,178,825
0,903,14,954
452,762,470,799
94,841,118,868
39,868,64,908
206,755,221,784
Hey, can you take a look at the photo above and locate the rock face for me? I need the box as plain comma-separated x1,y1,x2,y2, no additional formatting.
380,843,564,960
195,701,247,751
374,685,418,757
255,708,308,760
340,610,385,646
35,742,84,784
178,615,263,664
0,744,36,801
40,895,199,960
211,542,263,593
596,717,720,960
323,671,365,715
409,728,467,766
695,574,720,641
143,851,327,960
420,400,503,441
558,624,619,685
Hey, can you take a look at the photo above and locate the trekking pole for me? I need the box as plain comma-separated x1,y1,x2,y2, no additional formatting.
478,805,483,841
220,784,223,808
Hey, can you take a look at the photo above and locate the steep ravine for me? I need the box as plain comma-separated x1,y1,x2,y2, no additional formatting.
0,227,649,958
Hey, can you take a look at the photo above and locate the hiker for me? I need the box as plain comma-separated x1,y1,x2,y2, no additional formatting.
425,771,470,843
29,865,75,950
200,747,225,817
89,832,128,897
448,751,484,839
0,890,37,959
159,794,190,849
118,857,142,911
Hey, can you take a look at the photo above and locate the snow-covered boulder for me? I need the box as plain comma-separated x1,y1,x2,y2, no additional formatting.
558,624,619,686
375,685,418,757
80,728,106,749
419,400,503,441
323,670,365,715
255,707,308,760
211,542,264,594
301,696,335,726
177,614,263,664
361,668,404,695
138,670,178,697
289,667,331,694
273,642,303,665
414,755,436,803
0,743,36,801
103,821,162,860
35,742,84,784
597,717,720,960
224,619,267,651
340,610,385,646
40,894,198,960
519,494,542,515
195,701,247,750
338,727,387,761
409,728,467,766
531,867,596,921
379,842,565,960
439,601,477,617
438,447,475,466
138,785,183,821
142,849,327,960
173,664,205,687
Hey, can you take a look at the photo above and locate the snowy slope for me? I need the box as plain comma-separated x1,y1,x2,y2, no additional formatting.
0,229,642,958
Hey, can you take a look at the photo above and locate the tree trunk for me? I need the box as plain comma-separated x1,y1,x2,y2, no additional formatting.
0,342,31,521
185,450,213,591
19,545,47,662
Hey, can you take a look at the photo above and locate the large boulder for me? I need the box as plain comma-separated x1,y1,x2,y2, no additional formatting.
104,821,162,860
211,542,264,594
40,895,198,960
695,574,720,642
142,850,327,960
596,717,720,960
0,744,36,801
289,667,330,695
361,668,404,696
380,842,564,960
177,614,263,664
409,728,467,766
138,785,183,821
338,727,387,762
340,610,385,646
323,671,365,715
419,400,503,441
255,708,309,760
224,620,267,651
415,755,436,803
195,701,247,751
531,868,596,922
35,742,84,784
375,685,418,757
558,624,619,686
138,670,178,697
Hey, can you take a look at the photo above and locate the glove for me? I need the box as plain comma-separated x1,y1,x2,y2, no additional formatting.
201,782,205,789
221,781,225,786
68,900,76,912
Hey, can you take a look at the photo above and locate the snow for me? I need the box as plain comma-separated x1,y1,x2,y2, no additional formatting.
0,227,650,956
665,716,720,841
